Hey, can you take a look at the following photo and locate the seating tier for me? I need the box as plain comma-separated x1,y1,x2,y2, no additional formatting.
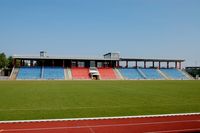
160,68,188,80
17,67,41,79
71,68,90,79
98,68,117,79
43,67,64,79
118,68,144,79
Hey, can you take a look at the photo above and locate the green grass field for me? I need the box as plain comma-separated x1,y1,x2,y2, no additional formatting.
0,80,200,121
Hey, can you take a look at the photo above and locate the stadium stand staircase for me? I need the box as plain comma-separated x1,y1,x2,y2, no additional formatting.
64,68,67,80
137,68,147,79
157,69,169,79
114,68,124,80
41,66,44,79
178,69,194,80
140,68,164,79
10,67,19,80
71,68,91,80
65,68,72,80
98,68,118,80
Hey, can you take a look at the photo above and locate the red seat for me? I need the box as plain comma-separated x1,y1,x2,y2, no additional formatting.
98,68,118,79
71,68,90,79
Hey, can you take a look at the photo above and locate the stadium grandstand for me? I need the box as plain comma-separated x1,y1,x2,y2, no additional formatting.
10,51,193,80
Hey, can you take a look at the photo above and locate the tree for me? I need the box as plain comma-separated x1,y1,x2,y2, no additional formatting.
0,53,8,69
7,56,13,68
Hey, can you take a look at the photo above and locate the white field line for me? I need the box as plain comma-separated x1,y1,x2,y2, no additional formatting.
0,105,141,111
146,128,200,133
0,112,200,124
1,119,200,132
0,103,199,111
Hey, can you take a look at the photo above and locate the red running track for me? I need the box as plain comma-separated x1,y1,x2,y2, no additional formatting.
0,115,200,133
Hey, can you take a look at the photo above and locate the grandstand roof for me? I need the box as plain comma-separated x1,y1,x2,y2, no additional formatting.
13,55,185,62
12,55,118,61
120,57,185,62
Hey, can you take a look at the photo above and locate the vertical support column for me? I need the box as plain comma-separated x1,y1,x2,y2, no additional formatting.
110,61,112,68
62,60,65,68
22,60,25,66
158,62,161,69
175,62,177,69
126,61,128,68
144,61,146,68
52,60,54,67
13,59,16,67
20,60,22,67
167,62,169,69
135,61,138,68
30,60,33,67
42,60,44,67
117,61,120,68
179,62,181,69
152,61,155,68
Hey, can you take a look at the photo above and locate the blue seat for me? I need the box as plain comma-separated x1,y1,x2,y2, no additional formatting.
160,69,188,80
17,67,41,79
118,68,144,79
43,67,64,79
141,68,164,79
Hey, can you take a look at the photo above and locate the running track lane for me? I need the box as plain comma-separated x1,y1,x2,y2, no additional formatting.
0,115,200,133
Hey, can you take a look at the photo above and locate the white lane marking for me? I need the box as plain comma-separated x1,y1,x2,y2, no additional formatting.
0,112,199,124
88,127,96,133
146,128,200,133
1,119,200,132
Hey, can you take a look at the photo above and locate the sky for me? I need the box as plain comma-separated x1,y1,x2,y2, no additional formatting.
0,0,200,67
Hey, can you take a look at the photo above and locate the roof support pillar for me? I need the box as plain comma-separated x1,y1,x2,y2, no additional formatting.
175,62,177,69
52,60,54,67
144,61,146,68
42,60,44,67
30,60,33,67
20,60,22,67
13,59,16,67
152,61,155,68
62,60,65,68
126,61,128,68
179,62,182,69
110,61,112,68
117,61,120,68
158,62,161,69
135,61,138,68
167,62,169,69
